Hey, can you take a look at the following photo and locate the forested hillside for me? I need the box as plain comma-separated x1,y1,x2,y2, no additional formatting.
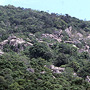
1,5,90,90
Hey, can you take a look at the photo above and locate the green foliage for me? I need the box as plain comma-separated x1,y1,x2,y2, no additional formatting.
54,53,69,66
78,52,89,59
77,62,90,78
29,42,53,60
68,61,80,72
0,76,8,90
9,82,24,90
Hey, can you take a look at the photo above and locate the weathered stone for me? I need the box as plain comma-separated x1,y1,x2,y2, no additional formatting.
73,73,77,76
49,65,65,74
0,35,33,52
77,33,83,38
41,33,62,42
40,71,46,74
0,40,8,45
85,45,89,50
86,76,90,82
64,41,74,44
26,42,33,46
26,68,34,73
0,49,4,55
65,27,72,37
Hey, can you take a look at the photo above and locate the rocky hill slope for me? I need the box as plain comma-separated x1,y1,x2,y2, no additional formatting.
1,5,90,90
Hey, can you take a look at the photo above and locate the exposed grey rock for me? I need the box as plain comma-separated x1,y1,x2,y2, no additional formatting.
40,71,46,74
87,35,90,39
0,49,4,55
49,65,55,69
52,75,56,79
48,65,65,74
9,38,25,46
77,33,83,38
26,42,33,46
38,40,43,43
29,33,35,36
54,29,62,36
73,40,81,44
85,45,89,50
53,69,62,74
0,35,33,52
64,41,74,44
41,33,62,42
78,49,88,53
73,73,77,77
86,76,90,82
0,40,8,46
65,27,72,37
26,68,34,73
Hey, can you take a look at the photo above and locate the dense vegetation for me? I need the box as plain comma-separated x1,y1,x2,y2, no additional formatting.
0,5,90,90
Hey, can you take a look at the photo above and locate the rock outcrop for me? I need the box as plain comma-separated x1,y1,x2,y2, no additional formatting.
65,26,72,37
42,33,62,42
49,65,65,74
44,65,65,74
0,35,33,52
